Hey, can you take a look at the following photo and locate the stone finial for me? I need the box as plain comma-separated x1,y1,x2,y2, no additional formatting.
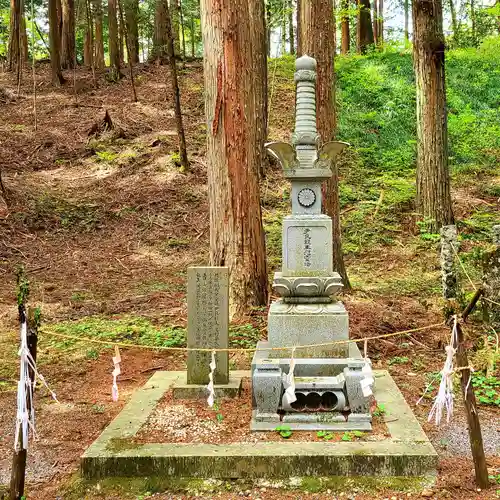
293,55,319,147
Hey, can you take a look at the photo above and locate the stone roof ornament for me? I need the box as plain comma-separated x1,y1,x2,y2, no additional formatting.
266,55,349,180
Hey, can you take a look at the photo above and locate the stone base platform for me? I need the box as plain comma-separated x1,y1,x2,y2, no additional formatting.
81,370,437,482
172,373,243,400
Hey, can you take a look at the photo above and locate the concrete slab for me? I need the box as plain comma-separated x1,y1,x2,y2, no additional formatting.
81,370,438,482
172,372,243,400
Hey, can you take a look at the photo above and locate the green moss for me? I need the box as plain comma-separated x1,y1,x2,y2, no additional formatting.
106,437,142,452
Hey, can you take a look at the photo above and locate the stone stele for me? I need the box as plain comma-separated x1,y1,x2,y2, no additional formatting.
186,266,229,385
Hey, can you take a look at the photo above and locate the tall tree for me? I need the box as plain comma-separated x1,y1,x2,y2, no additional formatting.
124,0,139,63
404,0,409,41
412,0,454,231
164,0,188,169
108,0,121,77
93,0,105,68
340,0,350,53
61,0,75,68
84,0,94,66
153,0,168,61
170,0,180,57
289,0,295,54
357,0,374,53
373,0,378,43
296,0,302,54
448,0,459,44
378,0,383,43
49,0,65,84
7,0,25,73
200,0,268,317
300,0,351,289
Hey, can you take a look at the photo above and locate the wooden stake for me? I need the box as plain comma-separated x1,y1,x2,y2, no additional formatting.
451,291,489,489
9,305,38,500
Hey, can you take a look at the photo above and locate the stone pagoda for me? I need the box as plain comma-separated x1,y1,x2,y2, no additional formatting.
251,55,374,431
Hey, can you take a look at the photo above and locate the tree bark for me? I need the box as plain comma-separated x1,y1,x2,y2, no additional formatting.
281,7,287,54
300,0,351,289
163,0,188,170
412,0,454,232
200,0,269,318
8,0,21,72
190,15,195,58
378,0,383,44
448,0,459,44
340,0,350,53
296,0,302,55
372,0,378,43
20,0,28,63
61,0,75,68
266,1,272,56
93,0,105,69
289,0,295,54
108,0,121,77
404,0,409,41
179,0,186,60
153,0,168,62
84,0,93,67
49,0,65,85
357,0,374,54
170,0,180,57
124,0,139,63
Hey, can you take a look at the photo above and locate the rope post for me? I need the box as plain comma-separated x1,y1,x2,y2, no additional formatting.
453,318,489,488
440,224,458,302
9,304,38,500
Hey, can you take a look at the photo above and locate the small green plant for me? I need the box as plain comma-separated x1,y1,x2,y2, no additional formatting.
317,430,335,441
388,356,409,366
275,424,292,439
340,430,365,441
213,401,224,423
96,150,119,162
489,473,500,484
373,403,386,417
86,348,99,360
472,372,500,406
92,403,105,413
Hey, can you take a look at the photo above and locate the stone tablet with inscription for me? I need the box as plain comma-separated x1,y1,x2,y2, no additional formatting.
187,267,229,385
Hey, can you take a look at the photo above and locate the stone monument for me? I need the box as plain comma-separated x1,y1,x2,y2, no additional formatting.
172,266,242,399
251,55,374,430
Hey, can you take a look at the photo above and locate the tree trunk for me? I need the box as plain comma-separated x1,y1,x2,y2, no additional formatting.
108,0,121,77
340,0,350,53
153,0,168,62
84,0,94,66
49,0,65,85
170,0,180,57
404,0,409,41
61,0,75,68
163,0,188,170
124,0,139,63
179,0,186,60
200,0,269,318
412,0,454,232
372,0,378,44
281,8,287,54
118,11,125,64
190,15,195,58
470,0,476,46
378,0,383,44
356,0,374,54
296,0,302,55
266,1,272,56
8,0,21,72
20,0,28,62
300,0,351,289
448,0,459,44
93,0,105,69
289,0,295,54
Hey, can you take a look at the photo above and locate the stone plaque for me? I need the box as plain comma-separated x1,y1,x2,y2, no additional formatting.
187,267,229,385
282,216,333,276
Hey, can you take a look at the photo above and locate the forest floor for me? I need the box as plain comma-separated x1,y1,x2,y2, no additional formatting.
0,55,499,500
